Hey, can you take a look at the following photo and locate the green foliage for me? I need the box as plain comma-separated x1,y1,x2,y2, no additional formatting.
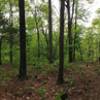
39,3,48,16
37,87,46,97
55,91,65,100
0,0,99,70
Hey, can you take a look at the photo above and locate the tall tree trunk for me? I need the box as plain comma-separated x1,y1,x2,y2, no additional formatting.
73,0,78,61
37,29,40,58
9,32,13,64
9,2,13,64
98,41,100,62
41,24,49,57
78,44,83,61
0,38,2,65
57,0,65,84
48,0,53,63
67,0,73,63
68,20,73,63
19,0,27,80
34,8,40,58
66,0,75,63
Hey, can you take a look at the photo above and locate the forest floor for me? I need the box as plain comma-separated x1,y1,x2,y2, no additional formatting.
0,62,100,100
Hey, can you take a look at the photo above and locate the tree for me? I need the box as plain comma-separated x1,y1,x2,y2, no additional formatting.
57,0,65,84
65,0,75,63
48,0,53,63
0,36,2,65
9,1,13,64
29,1,52,60
91,8,100,59
34,7,40,58
0,13,4,65
0,13,8,65
73,0,78,61
18,0,27,79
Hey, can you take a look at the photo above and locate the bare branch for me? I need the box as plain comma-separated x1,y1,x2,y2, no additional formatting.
71,0,75,22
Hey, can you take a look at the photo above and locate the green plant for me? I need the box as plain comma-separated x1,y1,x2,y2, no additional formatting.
37,87,46,97
55,92,64,100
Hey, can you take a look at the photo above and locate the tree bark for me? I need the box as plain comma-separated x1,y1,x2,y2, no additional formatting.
19,0,27,80
0,38,2,65
73,0,78,61
66,0,75,63
9,2,13,64
57,0,65,84
48,0,53,63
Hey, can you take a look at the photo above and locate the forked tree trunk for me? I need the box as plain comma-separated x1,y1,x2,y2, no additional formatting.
66,0,75,63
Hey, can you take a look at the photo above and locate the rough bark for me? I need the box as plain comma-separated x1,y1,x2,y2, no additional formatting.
65,0,75,63
48,0,53,63
73,0,78,61
9,2,13,64
19,0,27,80
57,0,65,84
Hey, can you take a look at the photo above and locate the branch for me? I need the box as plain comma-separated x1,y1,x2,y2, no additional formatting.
71,0,75,22
65,0,68,8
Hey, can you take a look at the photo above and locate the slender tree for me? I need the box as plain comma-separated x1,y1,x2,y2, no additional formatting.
57,0,65,84
34,7,40,58
18,0,27,79
9,1,13,64
29,5,41,58
0,14,3,65
73,0,78,61
48,0,53,63
65,0,75,62
0,13,7,65
0,37,2,65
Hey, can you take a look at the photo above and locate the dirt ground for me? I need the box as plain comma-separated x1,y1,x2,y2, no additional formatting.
0,62,100,100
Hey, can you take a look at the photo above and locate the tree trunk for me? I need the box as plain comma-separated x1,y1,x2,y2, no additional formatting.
34,8,40,58
57,0,65,84
66,0,75,63
9,32,13,64
67,0,73,63
98,41,100,61
73,0,78,61
68,20,73,63
9,2,13,64
0,38,2,65
19,0,27,80
48,0,53,63
41,24,49,58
